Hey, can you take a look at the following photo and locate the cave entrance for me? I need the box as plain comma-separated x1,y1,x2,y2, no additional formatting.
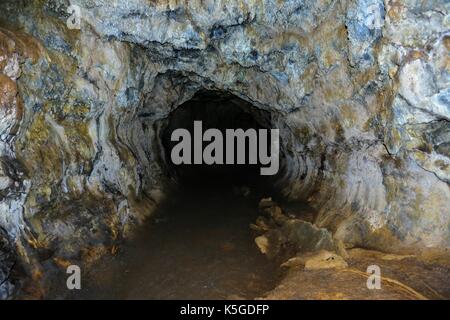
64,91,284,299
142,90,282,298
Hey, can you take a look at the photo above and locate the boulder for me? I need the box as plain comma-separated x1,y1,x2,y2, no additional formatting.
253,200,336,258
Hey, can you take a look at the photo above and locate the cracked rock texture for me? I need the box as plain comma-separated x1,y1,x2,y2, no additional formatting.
0,0,448,297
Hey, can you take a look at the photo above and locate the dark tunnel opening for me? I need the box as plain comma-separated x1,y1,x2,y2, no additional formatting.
161,90,281,198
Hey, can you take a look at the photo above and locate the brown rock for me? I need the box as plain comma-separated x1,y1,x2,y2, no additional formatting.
304,250,348,270
0,73,17,112
255,235,270,255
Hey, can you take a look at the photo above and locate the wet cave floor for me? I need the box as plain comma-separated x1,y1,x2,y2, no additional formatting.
58,184,282,300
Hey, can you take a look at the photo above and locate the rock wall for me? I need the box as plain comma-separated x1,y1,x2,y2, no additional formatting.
0,0,448,296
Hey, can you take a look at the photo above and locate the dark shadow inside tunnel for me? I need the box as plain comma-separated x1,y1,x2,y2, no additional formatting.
160,90,281,197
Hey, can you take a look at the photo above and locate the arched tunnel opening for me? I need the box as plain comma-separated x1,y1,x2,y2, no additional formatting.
160,90,280,195
48,90,299,299
91,91,292,299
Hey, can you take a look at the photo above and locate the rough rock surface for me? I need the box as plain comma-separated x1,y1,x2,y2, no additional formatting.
0,227,15,299
304,250,348,270
265,248,450,300
280,250,348,270
254,199,337,260
0,0,448,297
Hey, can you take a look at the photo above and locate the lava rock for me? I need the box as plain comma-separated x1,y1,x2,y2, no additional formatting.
0,227,16,299
254,201,336,258
280,250,348,271
304,251,348,270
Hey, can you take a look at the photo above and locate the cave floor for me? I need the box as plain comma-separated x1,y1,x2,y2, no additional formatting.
265,248,450,300
42,185,450,300
62,185,281,300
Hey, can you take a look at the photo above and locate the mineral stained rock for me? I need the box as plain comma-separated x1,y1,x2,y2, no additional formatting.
0,0,448,298
254,200,336,258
